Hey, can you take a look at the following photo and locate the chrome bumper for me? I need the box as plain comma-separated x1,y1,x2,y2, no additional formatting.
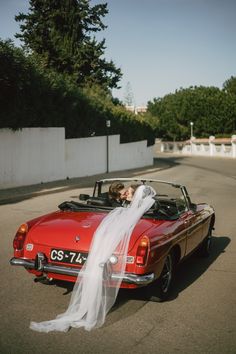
10,254,155,286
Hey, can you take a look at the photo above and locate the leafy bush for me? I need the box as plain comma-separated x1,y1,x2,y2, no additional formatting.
0,39,155,145
147,85,236,140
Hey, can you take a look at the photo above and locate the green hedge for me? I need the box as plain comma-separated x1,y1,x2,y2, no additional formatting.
0,39,155,146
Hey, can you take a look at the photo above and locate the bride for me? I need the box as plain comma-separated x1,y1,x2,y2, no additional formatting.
30,184,156,332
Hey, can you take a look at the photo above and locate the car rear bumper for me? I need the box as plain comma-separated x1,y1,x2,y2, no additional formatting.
10,254,156,286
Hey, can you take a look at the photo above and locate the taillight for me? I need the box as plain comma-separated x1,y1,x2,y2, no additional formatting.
13,223,28,250
136,236,150,266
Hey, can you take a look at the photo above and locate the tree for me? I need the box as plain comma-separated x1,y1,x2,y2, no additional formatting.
15,0,122,89
147,83,236,140
0,39,155,144
223,76,236,96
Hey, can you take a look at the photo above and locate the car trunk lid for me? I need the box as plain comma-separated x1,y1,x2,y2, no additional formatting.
27,210,157,252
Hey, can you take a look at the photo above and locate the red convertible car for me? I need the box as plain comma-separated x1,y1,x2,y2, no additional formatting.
10,178,215,301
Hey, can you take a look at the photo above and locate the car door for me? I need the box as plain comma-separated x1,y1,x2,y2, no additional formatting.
181,210,203,255
175,191,203,256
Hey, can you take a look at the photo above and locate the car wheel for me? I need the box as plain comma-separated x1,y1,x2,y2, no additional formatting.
146,251,174,302
198,227,212,257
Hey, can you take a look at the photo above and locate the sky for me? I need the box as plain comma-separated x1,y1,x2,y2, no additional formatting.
0,0,236,106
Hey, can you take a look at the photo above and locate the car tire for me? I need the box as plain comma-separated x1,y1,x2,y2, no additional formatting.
197,227,213,257
146,251,175,302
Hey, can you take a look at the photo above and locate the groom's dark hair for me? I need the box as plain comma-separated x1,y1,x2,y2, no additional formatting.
108,182,125,199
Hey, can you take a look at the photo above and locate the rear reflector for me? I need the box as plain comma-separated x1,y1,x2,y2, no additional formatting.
136,236,150,266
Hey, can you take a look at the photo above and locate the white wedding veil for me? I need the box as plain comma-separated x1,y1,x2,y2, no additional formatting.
30,184,156,332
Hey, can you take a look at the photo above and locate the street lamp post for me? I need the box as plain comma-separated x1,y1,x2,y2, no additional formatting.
190,121,194,139
106,120,111,173
190,121,194,154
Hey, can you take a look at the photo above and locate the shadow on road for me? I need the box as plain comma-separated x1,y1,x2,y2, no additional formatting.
169,235,231,300
108,235,231,323
0,154,187,206
39,234,230,328
1,153,235,205
0,161,166,205
97,235,231,327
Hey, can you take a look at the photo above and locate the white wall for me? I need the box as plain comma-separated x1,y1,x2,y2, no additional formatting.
0,128,153,189
108,135,153,171
0,128,65,188
65,136,106,178
159,136,236,159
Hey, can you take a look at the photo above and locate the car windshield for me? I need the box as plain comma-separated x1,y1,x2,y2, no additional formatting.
95,179,190,218
59,179,190,220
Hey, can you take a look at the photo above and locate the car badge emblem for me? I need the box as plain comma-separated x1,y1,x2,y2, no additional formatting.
26,243,33,251
75,235,80,242
82,222,91,228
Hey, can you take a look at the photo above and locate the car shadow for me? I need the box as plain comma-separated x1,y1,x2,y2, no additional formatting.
33,235,230,328
48,235,230,312
168,235,231,301
101,235,231,326
124,235,231,304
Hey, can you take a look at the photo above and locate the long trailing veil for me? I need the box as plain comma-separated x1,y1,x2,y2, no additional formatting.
30,184,156,332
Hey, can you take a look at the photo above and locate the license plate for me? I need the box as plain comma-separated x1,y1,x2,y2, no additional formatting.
50,249,87,265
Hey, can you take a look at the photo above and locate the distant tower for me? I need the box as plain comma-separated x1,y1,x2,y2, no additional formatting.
124,82,135,106
123,82,135,113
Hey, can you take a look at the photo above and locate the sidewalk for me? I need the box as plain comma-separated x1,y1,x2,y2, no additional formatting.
0,164,161,205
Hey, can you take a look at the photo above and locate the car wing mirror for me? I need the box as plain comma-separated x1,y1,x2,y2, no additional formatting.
79,194,90,201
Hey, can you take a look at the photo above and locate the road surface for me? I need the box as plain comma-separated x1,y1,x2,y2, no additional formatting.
0,154,235,354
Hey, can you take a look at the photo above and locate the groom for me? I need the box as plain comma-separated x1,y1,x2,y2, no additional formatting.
108,181,128,207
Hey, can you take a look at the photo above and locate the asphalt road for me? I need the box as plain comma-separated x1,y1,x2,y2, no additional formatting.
1,154,236,354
